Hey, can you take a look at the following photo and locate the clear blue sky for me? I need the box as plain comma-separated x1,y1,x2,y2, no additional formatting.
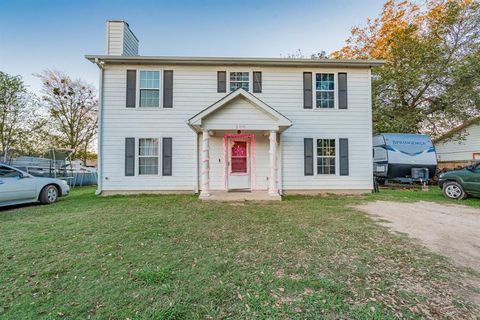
0,0,384,93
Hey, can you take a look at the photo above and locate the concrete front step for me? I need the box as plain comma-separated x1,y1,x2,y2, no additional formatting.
200,191,281,201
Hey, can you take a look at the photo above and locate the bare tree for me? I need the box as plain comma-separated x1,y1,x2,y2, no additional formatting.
37,70,98,161
282,49,329,59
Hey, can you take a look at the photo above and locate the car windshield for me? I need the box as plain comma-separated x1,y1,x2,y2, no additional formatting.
0,166,21,178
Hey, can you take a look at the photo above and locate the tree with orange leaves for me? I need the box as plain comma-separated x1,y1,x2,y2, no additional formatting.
333,0,480,136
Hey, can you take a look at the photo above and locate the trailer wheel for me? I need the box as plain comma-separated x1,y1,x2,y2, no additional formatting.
442,181,467,200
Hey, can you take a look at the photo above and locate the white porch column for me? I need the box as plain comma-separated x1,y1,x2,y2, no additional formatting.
200,130,210,198
268,130,278,196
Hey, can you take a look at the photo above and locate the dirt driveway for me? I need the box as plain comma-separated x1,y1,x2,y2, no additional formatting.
356,201,480,271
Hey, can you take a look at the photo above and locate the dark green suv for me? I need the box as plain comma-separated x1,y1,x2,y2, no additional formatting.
438,161,480,200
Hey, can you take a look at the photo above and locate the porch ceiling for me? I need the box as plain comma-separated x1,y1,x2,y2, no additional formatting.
187,89,292,133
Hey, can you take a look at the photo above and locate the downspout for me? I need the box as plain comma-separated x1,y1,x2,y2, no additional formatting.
95,58,105,195
186,121,200,194
280,134,284,195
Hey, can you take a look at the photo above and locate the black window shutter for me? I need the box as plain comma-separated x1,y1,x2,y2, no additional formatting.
339,138,349,176
303,72,312,109
217,71,226,93
163,70,173,108
162,137,172,176
304,138,314,176
126,70,136,108
253,71,262,93
338,73,348,109
125,138,135,176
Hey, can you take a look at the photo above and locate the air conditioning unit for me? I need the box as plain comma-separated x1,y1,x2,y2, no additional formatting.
411,168,429,180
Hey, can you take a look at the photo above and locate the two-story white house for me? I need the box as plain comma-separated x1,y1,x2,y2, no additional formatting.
86,21,383,199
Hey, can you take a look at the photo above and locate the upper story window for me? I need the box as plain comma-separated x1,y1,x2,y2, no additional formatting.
138,138,159,175
316,73,334,108
230,72,249,92
139,71,160,107
317,139,336,174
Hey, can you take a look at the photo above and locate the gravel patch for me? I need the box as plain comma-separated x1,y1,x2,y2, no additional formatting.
356,201,480,271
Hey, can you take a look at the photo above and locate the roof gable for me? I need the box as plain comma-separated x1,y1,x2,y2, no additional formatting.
433,117,480,143
188,89,292,131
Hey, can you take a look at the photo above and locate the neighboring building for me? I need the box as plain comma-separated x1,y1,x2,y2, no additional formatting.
434,118,480,170
86,21,383,199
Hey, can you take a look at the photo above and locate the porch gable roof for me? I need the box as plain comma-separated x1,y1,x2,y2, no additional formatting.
188,89,292,132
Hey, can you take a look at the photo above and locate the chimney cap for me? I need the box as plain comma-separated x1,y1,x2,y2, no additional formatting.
105,20,139,43
106,20,130,27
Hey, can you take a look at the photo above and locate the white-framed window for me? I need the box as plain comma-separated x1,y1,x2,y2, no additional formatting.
229,72,249,92
316,73,335,108
139,71,160,107
138,138,159,175
317,139,336,174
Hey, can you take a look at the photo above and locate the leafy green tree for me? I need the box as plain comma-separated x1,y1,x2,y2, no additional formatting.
332,0,480,136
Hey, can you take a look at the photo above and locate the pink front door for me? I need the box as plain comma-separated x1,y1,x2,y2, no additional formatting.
228,139,251,190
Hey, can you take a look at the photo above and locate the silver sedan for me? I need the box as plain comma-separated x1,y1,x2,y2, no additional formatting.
0,164,70,207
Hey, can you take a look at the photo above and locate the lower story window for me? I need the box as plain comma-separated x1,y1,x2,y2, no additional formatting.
317,139,336,174
139,138,159,175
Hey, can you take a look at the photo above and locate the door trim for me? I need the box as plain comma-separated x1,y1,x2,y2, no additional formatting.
227,139,251,191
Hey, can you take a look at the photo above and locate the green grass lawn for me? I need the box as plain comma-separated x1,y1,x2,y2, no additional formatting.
0,187,479,319
370,186,480,208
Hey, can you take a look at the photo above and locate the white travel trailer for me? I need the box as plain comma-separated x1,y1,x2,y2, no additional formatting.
373,133,437,183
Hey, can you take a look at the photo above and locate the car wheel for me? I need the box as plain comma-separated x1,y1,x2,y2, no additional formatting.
442,181,467,200
40,185,59,204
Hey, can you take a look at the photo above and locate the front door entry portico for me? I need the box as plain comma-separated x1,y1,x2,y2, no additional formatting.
227,139,251,191
188,89,292,199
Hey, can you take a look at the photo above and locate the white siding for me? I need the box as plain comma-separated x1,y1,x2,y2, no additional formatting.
106,21,138,56
101,65,373,192
106,22,123,56
203,97,277,130
123,26,138,56
435,123,480,162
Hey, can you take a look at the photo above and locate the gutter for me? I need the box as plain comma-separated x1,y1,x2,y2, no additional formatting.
86,55,385,68
185,121,200,194
94,58,105,195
